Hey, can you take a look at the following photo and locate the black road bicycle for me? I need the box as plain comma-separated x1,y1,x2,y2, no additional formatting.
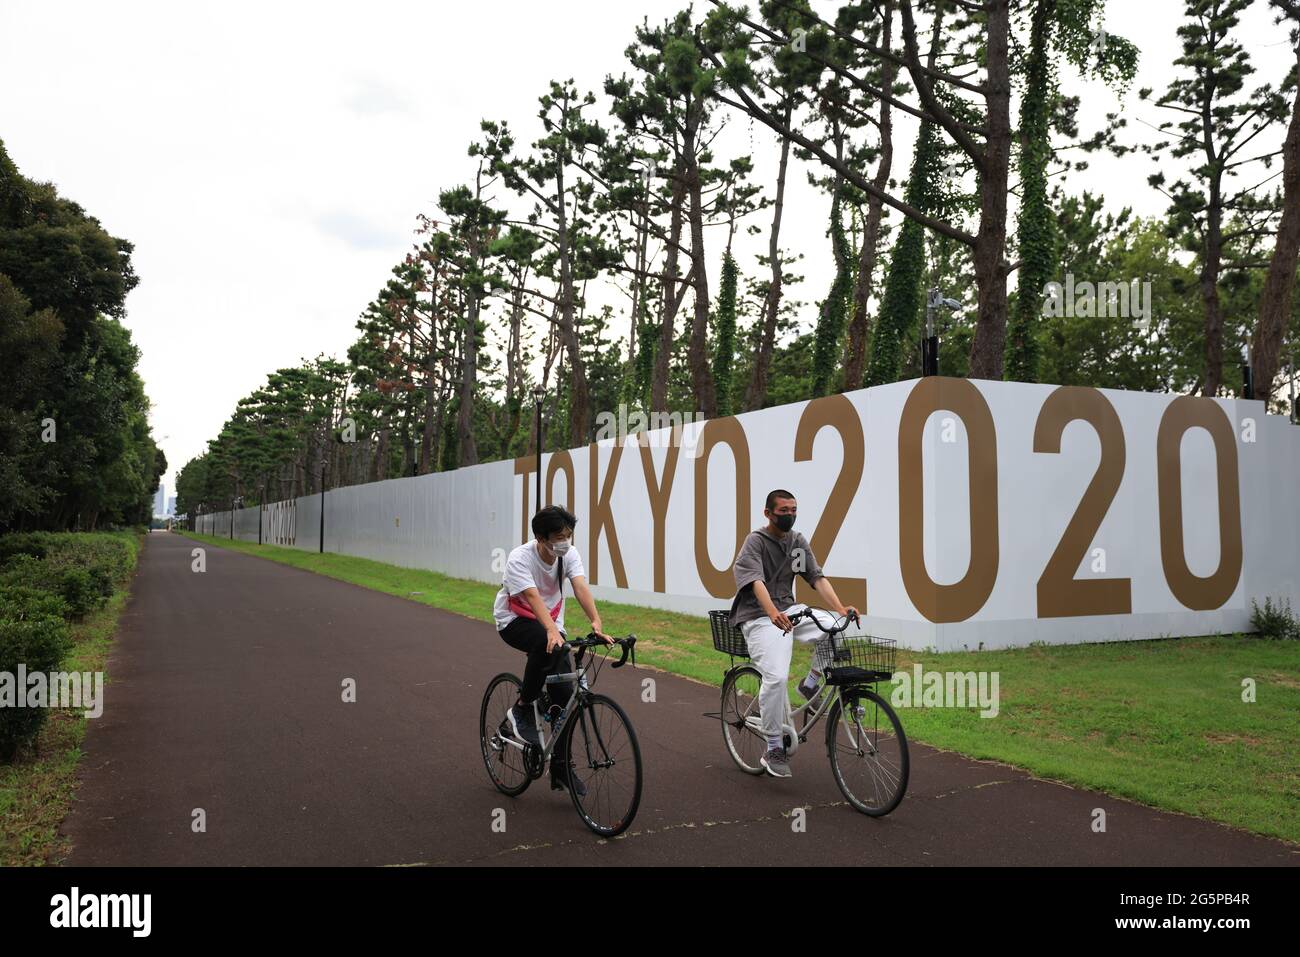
480,634,642,837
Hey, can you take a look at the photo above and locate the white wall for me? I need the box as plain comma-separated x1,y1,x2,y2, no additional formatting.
195,378,1300,650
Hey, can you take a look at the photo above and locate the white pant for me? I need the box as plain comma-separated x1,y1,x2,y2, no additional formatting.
740,603,837,744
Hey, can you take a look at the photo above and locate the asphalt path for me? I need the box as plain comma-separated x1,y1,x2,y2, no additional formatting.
60,532,1298,866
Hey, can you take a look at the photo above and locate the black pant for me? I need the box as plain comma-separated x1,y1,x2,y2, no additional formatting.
499,616,576,764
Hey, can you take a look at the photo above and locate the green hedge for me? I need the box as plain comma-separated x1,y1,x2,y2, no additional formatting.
0,534,134,616
0,532,138,761
0,585,69,622
0,617,72,761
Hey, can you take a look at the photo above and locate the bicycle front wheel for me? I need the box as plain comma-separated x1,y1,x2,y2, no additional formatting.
562,693,642,837
720,665,766,774
825,687,909,816
479,672,532,796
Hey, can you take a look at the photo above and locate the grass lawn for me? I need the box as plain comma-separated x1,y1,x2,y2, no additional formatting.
183,531,1300,845
0,532,141,866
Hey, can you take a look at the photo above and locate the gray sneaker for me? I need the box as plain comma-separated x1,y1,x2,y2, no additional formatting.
506,703,541,747
761,747,792,778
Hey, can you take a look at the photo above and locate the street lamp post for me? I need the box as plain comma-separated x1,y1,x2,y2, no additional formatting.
319,460,327,554
532,384,546,515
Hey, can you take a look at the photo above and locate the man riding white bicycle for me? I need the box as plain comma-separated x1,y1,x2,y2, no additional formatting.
727,489,858,779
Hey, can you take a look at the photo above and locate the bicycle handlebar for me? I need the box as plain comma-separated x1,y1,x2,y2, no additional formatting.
565,633,637,668
787,607,859,635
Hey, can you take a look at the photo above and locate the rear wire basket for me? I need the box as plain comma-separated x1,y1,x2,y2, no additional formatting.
709,610,749,658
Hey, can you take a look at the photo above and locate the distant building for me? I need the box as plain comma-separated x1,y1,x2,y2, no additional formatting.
154,484,166,517
167,496,177,517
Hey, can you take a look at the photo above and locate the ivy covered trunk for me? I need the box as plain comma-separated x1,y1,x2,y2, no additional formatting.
866,122,940,386
842,0,895,393
812,177,853,396
711,252,739,415
1005,0,1057,384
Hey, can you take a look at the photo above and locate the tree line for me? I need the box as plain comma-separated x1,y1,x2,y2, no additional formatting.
0,139,165,533
177,0,1300,518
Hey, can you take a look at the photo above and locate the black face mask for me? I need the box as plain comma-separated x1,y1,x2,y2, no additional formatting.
773,513,795,532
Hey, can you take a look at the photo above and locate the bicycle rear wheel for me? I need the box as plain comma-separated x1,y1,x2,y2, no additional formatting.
720,665,766,774
562,693,642,837
825,687,908,816
479,673,532,796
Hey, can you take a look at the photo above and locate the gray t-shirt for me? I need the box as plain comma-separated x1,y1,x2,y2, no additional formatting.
728,527,824,628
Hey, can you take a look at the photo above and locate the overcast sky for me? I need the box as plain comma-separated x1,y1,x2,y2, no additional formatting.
0,1,1291,498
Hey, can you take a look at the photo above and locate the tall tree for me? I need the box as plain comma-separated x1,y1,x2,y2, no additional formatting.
483,85,617,447
0,137,162,531
1140,0,1290,395
609,13,725,416
1251,0,1300,402
843,0,897,393
438,164,507,466
1004,0,1058,382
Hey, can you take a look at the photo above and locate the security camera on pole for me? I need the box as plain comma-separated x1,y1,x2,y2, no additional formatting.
923,287,962,377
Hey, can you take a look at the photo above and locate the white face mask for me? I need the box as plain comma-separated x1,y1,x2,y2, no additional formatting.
549,538,571,556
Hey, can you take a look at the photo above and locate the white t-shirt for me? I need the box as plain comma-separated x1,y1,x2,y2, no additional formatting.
493,540,586,631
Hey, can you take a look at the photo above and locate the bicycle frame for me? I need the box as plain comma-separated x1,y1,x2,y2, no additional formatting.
493,668,586,764
726,666,832,737
726,663,885,756
495,636,632,767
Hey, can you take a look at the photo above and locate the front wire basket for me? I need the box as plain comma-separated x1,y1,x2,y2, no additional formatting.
821,632,896,686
